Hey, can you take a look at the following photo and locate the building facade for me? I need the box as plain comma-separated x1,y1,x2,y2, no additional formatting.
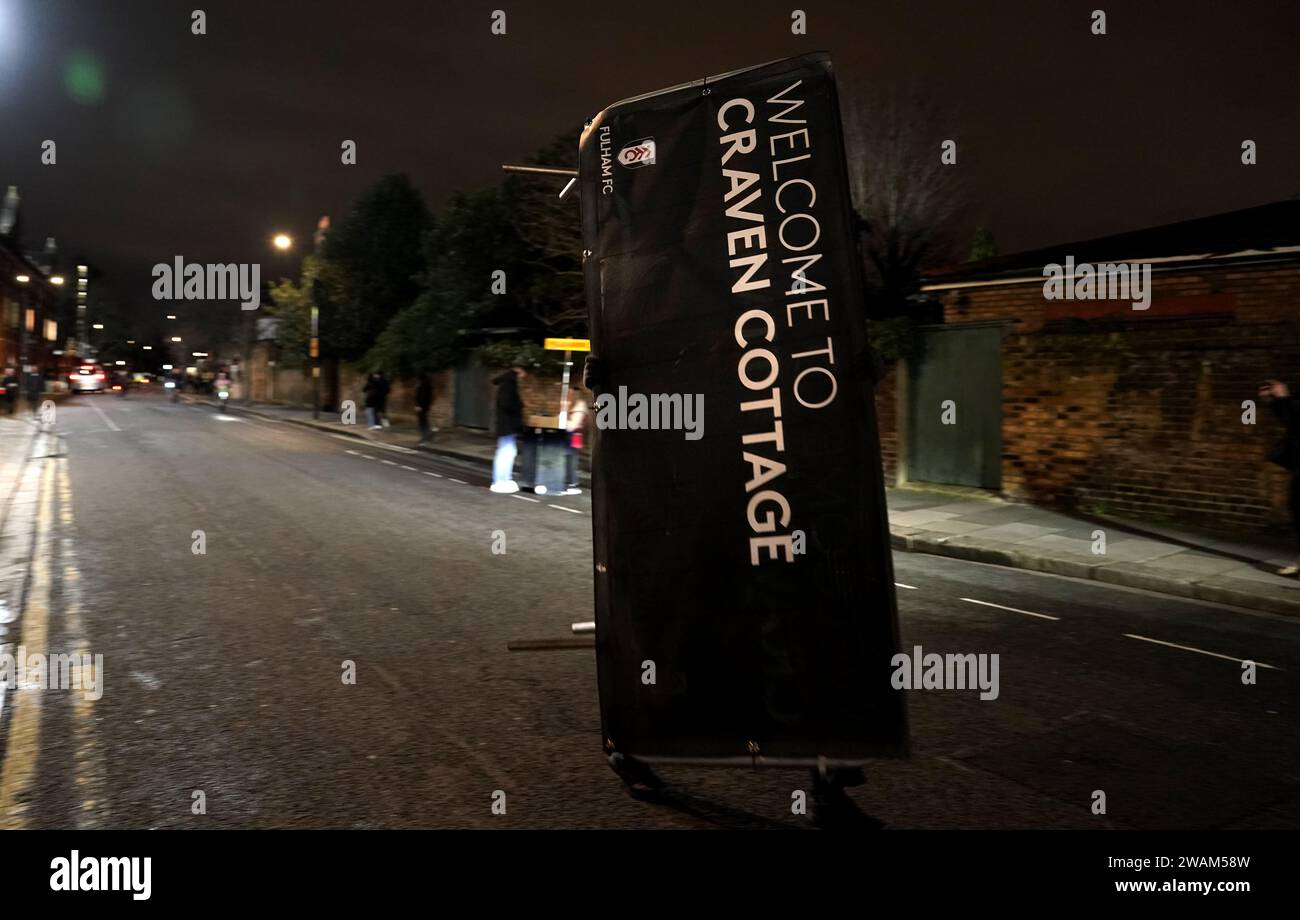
0,234,62,374
883,201,1300,533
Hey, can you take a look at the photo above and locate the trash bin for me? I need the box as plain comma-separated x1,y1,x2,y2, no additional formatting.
518,425,569,494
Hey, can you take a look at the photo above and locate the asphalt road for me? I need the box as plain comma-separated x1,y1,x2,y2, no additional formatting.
1,389,1297,829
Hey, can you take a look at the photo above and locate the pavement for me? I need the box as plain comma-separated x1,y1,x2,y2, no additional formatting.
1,390,1296,830
192,396,1300,619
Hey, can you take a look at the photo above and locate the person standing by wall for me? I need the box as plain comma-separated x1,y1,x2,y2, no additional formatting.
363,372,384,429
565,391,588,495
1,367,18,415
415,372,434,446
1261,379,1300,575
490,365,525,493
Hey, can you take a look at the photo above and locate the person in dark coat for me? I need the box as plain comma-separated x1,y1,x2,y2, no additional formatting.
490,365,526,492
362,372,389,429
1261,379,1300,575
1,367,17,415
24,368,42,415
414,372,434,445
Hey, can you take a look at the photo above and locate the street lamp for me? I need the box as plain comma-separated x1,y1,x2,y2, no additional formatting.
273,233,293,251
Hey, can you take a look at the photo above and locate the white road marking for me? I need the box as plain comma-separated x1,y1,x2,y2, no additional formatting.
895,582,918,590
380,459,398,466
359,454,377,460
328,433,415,454
447,478,467,485
212,415,242,422
89,403,121,431
549,504,581,514
368,440,418,455
422,471,442,479
960,597,1060,621
512,495,540,503
344,449,361,456
1123,633,1279,670
400,465,417,472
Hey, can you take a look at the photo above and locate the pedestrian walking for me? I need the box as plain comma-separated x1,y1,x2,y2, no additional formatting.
565,391,588,495
1261,379,1300,576
1,367,18,415
24,368,42,416
490,365,526,493
415,372,434,445
363,372,389,430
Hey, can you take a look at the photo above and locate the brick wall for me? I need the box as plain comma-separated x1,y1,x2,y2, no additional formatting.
936,262,1300,532
247,348,570,436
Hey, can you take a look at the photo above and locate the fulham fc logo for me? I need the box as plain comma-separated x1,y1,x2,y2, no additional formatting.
617,138,656,169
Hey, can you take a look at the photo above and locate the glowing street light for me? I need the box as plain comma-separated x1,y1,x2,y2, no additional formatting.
166,314,177,320
50,275,65,285
273,233,293,251
15,274,29,283
92,323,104,330
170,336,182,342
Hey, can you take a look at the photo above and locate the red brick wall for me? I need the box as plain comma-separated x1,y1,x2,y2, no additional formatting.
936,262,1300,531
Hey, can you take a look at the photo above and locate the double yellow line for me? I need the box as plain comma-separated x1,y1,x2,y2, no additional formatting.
0,440,100,829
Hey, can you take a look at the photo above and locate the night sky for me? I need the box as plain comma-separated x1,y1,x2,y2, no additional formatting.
1,0,1297,324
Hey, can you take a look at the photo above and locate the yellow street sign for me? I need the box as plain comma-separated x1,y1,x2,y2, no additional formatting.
543,337,591,352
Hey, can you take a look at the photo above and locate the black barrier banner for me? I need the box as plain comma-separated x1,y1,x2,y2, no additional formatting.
578,53,906,765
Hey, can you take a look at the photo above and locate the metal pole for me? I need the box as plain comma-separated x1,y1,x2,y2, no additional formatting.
557,349,572,429
501,164,579,178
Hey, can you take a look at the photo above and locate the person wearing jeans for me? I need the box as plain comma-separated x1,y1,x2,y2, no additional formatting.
490,366,525,493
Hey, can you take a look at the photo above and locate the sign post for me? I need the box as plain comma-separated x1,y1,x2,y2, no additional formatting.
543,337,591,429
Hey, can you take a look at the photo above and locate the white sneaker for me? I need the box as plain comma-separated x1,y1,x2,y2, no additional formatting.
369,425,382,430
564,487,582,495
490,480,519,494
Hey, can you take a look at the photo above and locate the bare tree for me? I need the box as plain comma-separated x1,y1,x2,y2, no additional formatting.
842,90,966,318
504,131,588,334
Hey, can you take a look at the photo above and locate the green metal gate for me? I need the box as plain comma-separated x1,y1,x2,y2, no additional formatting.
905,324,1003,489
454,356,492,430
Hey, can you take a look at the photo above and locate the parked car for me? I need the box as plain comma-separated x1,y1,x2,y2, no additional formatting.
67,363,109,394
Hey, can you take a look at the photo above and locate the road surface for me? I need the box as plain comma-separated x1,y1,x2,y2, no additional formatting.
0,389,1296,829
